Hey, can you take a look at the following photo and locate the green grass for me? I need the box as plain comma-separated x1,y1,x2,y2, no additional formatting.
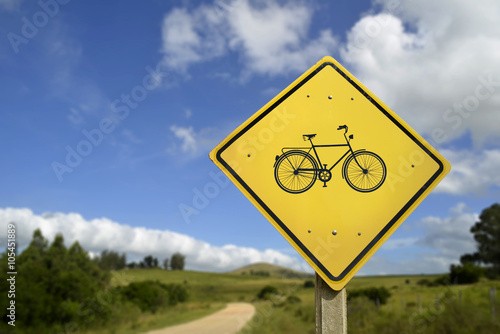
88,268,500,334
111,268,307,303
239,301,315,334
237,275,500,333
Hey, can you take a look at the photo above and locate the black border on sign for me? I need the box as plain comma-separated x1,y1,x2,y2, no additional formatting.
215,61,445,281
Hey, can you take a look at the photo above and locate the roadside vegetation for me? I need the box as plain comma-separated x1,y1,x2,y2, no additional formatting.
1,203,499,333
0,229,196,334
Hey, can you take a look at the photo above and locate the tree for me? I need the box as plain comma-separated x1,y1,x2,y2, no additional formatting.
163,258,169,270
142,255,159,268
95,249,126,270
127,261,139,269
0,229,110,331
170,252,185,270
461,203,500,276
460,252,481,265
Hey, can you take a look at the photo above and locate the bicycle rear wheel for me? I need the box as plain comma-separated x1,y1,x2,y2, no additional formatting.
344,151,386,192
274,150,318,194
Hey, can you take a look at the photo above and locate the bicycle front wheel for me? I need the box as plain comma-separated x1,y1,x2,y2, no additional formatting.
344,151,386,192
274,150,318,194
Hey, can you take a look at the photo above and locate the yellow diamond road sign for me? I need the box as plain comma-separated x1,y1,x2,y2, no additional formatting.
209,56,451,290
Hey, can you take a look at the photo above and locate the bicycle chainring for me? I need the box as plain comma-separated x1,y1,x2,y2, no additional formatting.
318,169,332,182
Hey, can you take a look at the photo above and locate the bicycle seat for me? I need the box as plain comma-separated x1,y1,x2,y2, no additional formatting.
303,134,316,140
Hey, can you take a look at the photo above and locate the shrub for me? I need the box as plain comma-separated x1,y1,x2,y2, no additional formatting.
417,276,449,287
348,286,391,305
304,280,315,288
257,285,279,300
433,275,451,286
449,263,484,284
417,278,431,286
167,283,189,303
118,281,188,313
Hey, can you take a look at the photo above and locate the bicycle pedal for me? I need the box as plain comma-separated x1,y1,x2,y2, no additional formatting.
323,182,327,187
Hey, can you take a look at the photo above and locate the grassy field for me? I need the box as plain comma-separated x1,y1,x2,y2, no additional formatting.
87,265,500,334
238,272,500,334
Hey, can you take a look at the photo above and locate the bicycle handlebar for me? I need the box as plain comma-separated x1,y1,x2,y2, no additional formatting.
337,125,347,130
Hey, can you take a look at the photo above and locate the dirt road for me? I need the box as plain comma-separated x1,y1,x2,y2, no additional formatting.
144,303,255,334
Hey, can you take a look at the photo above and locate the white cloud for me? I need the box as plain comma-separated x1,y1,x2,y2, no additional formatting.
436,149,500,195
224,0,337,77
0,207,310,273
0,0,22,12
169,125,198,155
169,125,220,158
160,0,338,77
416,202,477,261
0,205,480,276
361,203,478,275
4,203,476,276
159,0,500,145
161,7,226,72
341,0,500,147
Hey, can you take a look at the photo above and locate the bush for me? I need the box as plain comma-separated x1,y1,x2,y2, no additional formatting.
304,280,315,288
348,286,391,305
118,281,188,313
449,263,484,284
167,283,189,303
417,278,432,286
433,275,451,286
417,275,449,287
257,285,279,300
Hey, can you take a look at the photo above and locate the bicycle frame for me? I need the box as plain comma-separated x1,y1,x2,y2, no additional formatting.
280,128,361,173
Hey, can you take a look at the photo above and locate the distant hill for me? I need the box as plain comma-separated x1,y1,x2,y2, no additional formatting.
230,262,314,279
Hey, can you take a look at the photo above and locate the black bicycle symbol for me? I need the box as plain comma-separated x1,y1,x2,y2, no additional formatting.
273,125,386,194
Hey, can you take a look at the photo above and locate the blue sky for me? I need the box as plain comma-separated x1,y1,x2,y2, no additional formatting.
1,0,499,274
